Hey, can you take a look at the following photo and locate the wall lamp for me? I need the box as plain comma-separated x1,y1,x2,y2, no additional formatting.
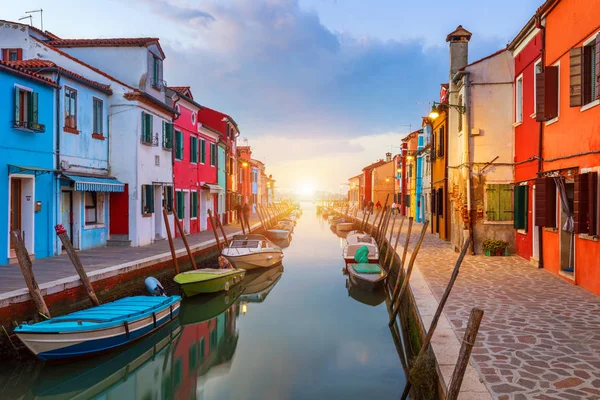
429,101,466,120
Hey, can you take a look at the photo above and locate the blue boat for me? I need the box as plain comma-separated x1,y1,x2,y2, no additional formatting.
14,295,181,362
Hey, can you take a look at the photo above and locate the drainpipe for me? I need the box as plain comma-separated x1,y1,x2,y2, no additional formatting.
54,72,61,256
536,16,545,269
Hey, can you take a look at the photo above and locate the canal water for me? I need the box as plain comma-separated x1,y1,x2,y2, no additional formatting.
1,202,408,399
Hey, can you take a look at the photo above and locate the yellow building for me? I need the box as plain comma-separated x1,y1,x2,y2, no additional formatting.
348,174,362,208
371,153,395,206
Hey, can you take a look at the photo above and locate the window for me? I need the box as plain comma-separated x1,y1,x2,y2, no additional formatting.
2,48,22,61
431,132,436,161
582,35,598,106
175,130,183,160
152,56,160,87
13,87,42,131
486,184,513,221
64,87,77,130
514,185,528,231
438,126,445,158
141,112,153,144
191,192,198,219
210,143,217,166
93,98,103,135
142,185,154,215
515,75,523,123
174,359,182,389
457,94,463,132
163,186,174,212
199,338,205,360
533,59,542,114
162,121,173,150
200,139,206,164
574,172,598,236
536,63,559,122
85,192,99,224
176,191,184,218
210,328,217,349
190,136,198,163
436,188,443,217
191,112,196,125
189,343,198,371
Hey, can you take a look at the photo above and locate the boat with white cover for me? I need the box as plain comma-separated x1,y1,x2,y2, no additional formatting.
222,234,284,270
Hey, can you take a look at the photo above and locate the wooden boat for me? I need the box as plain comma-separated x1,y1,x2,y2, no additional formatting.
336,221,354,232
346,231,375,245
240,264,284,303
174,268,246,297
342,242,379,264
346,263,387,291
222,234,284,270
277,220,295,232
265,228,291,241
14,295,181,361
179,282,245,325
347,279,386,306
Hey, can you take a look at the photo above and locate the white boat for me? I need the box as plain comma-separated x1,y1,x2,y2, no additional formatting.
342,242,379,264
265,228,291,241
345,231,376,245
277,220,295,232
336,222,354,232
222,234,284,270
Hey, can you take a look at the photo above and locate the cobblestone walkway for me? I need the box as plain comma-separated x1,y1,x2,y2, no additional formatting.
395,220,600,400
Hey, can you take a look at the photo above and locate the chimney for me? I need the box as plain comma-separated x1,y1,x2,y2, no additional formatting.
446,25,472,81
385,152,392,162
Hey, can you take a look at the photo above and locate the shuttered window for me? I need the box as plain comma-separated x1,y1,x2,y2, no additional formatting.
13,87,40,130
163,186,173,212
191,192,198,218
534,177,557,228
142,185,154,215
571,37,599,107
210,143,217,166
175,130,183,160
200,139,206,164
574,172,598,235
436,187,443,217
514,185,528,230
190,136,198,163
93,98,103,135
176,191,184,218
536,66,559,121
486,184,513,221
2,48,22,61
162,122,173,150
141,112,153,144
438,126,445,158
596,34,600,101
431,132,437,161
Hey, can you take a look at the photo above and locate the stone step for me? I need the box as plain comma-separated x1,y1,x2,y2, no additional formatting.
107,235,131,248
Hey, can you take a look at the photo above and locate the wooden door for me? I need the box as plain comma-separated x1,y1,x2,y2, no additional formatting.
9,179,22,248
109,184,129,235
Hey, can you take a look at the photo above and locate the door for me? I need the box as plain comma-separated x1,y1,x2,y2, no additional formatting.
532,185,540,261
9,179,22,248
109,184,129,235
559,182,575,275
61,191,73,243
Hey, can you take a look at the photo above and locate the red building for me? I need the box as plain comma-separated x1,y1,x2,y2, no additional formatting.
509,18,543,264
169,86,220,235
237,146,252,205
362,160,386,206
197,107,240,224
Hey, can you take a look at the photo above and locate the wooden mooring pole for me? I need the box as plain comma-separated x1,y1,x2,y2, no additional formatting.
389,217,413,299
400,238,470,399
384,217,405,274
216,211,230,246
162,209,179,274
207,209,222,252
54,224,100,307
10,230,51,318
173,211,197,270
447,307,484,400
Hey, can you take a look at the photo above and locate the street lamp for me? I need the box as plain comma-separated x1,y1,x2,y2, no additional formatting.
428,101,466,120
242,162,248,168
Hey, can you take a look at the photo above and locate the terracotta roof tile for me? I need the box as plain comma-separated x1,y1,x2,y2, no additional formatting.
362,160,386,171
47,38,165,59
0,59,58,87
168,86,191,95
6,59,112,93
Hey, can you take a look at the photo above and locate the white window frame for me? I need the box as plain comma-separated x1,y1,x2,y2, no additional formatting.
580,31,600,112
92,97,103,135
84,192,106,229
190,190,198,220
515,73,523,124
533,59,542,117
64,86,78,129
545,61,560,126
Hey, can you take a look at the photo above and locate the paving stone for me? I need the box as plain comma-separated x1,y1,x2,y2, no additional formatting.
553,377,585,389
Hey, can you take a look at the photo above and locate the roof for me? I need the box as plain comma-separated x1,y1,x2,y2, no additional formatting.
459,47,508,71
198,123,222,137
47,38,166,59
0,19,55,41
536,0,560,17
0,60,58,88
446,25,473,42
348,173,363,181
402,129,422,142
6,59,112,94
124,91,175,115
362,160,386,171
168,86,192,98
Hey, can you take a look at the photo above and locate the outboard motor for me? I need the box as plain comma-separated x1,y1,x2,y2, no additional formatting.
145,276,166,296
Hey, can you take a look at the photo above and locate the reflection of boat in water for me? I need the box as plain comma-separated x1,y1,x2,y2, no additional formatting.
239,264,284,303
179,283,245,326
347,279,386,306
271,236,291,248
29,318,182,399
330,225,348,238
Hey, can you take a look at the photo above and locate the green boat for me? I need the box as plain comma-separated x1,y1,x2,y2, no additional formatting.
174,268,246,297
179,282,245,326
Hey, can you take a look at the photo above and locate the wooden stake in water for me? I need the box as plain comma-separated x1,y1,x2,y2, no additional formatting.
162,209,179,274
207,209,222,252
173,211,197,270
10,230,51,318
390,217,413,299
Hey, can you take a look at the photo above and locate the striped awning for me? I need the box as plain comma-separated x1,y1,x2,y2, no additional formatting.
62,174,125,192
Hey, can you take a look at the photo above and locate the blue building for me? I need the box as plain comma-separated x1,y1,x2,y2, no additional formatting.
0,61,58,264
415,128,425,223
15,60,124,252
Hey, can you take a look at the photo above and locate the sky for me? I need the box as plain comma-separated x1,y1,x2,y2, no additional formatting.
4,0,541,195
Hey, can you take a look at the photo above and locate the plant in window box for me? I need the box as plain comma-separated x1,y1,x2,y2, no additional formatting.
143,205,151,215
482,239,509,257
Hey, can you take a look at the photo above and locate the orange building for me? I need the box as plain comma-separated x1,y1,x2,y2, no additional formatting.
430,106,450,241
535,0,600,294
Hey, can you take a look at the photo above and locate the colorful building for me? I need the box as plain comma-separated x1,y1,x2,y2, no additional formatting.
362,160,386,207
420,118,433,225
430,105,450,241
348,173,362,209
371,153,395,206
400,131,419,218
1,61,58,264
237,146,252,207
509,17,543,264
534,0,600,294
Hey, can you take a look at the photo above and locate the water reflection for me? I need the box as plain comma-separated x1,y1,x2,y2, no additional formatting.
346,278,386,307
239,264,284,303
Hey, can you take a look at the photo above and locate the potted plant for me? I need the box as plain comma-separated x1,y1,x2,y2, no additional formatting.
482,239,509,256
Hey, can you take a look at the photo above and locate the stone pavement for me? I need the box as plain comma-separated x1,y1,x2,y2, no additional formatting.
391,219,600,400
0,215,259,295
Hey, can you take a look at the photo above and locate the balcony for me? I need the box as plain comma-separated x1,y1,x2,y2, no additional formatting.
151,79,167,91
13,120,45,133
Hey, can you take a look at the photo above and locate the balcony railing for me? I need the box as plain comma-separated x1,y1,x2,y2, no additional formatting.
151,79,168,91
13,120,45,133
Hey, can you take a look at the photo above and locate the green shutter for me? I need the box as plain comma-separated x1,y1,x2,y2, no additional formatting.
175,131,183,159
165,123,173,149
200,140,206,164
32,92,38,124
176,191,184,217
27,91,33,123
499,184,513,222
487,185,499,221
162,121,166,147
191,192,198,218
14,87,20,123
514,186,525,229
141,112,146,142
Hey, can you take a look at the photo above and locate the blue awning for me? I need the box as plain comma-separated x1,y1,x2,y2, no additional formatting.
62,174,125,192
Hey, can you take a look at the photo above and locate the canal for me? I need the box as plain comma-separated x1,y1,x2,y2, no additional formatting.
1,202,409,399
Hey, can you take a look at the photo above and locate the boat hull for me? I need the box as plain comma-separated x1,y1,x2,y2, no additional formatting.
15,297,181,362
346,264,387,291
176,269,246,297
223,251,284,270
336,222,354,232
266,229,291,241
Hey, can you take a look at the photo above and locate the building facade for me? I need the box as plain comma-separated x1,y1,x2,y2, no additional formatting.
371,154,395,206
362,160,385,208
430,107,450,241
420,119,432,225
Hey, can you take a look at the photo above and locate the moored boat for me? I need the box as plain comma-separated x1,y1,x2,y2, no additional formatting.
346,263,387,291
174,268,246,297
14,295,181,362
342,242,379,264
265,228,291,241
222,234,284,270
336,221,354,232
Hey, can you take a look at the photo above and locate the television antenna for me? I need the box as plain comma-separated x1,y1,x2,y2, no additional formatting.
25,9,44,31
19,15,33,26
